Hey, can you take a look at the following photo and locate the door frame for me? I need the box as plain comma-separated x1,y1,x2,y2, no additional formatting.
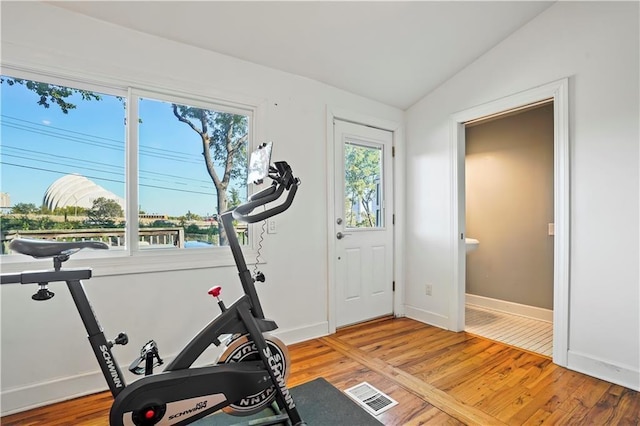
326,107,405,334
450,78,570,366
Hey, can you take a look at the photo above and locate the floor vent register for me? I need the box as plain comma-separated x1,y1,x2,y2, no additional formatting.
344,382,398,416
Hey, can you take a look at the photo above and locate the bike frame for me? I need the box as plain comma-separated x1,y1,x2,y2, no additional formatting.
1,268,128,396
164,210,276,370
0,204,303,425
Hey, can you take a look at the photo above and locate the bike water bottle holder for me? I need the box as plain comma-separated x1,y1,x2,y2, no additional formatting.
129,340,164,376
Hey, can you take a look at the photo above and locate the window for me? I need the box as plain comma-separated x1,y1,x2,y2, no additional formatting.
344,141,384,228
1,75,126,252
1,74,254,258
137,95,250,249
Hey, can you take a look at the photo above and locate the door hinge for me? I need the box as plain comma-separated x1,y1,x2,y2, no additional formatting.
392,281,395,292
393,214,395,225
392,146,395,157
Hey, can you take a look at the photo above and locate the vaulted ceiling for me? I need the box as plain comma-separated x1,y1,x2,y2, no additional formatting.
51,1,554,110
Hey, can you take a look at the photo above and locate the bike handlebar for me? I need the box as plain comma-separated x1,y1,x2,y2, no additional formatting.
232,161,300,224
247,184,278,202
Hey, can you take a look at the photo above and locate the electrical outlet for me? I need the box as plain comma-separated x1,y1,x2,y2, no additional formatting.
267,219,277,234
425,284,433,296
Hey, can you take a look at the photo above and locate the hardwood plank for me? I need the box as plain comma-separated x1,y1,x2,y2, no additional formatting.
403,405,466,426
2,318,639,426
288,338,454,426
584,385,640,425
1,392,112,426
503,368,579,424
321,335,506,425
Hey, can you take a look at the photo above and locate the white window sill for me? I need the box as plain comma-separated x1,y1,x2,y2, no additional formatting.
0,246,261,277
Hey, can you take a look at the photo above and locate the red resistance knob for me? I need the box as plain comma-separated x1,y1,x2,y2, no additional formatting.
145,409,155,420
208,286,222,298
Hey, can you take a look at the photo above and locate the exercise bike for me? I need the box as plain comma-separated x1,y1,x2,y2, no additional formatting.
1,143,306,426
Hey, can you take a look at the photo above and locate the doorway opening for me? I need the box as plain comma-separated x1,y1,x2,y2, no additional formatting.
464,101,554,357
450,78,569,366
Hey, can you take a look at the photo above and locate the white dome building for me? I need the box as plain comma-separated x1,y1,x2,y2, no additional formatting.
43,174,125,211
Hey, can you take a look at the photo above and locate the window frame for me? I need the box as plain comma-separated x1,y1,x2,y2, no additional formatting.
0,68,265,276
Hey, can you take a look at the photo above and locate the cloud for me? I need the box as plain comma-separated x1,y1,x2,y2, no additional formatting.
42,120,51,125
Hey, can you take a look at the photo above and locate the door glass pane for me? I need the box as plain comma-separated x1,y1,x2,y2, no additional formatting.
344,141,383,228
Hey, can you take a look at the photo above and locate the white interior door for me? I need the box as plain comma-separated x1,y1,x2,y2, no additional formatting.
334,119,394,328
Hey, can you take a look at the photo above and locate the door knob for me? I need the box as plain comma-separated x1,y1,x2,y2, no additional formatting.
336,232,351,240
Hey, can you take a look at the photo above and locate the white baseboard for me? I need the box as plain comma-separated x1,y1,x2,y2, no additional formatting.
1,370,108,416
568,350,640,392
466,293,553,322
274,321,329,345
404,305,450,330
1,321,329,416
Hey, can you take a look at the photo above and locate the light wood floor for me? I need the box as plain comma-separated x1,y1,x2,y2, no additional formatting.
465,305,553,357
3,317,639,425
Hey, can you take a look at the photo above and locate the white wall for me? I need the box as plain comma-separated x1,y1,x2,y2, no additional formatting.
405,2,639,390
2,0,638,415
0,2,403,414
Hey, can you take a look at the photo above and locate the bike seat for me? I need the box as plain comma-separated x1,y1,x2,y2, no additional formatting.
9,239,109,259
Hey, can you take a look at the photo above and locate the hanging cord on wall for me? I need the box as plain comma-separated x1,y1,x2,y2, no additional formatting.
253,207,267,278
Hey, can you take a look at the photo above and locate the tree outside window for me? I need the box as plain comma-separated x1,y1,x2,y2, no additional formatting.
344,142,383,228
0,75,251,253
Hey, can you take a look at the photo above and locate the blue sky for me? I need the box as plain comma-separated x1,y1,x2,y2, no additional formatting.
1,79,247,217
